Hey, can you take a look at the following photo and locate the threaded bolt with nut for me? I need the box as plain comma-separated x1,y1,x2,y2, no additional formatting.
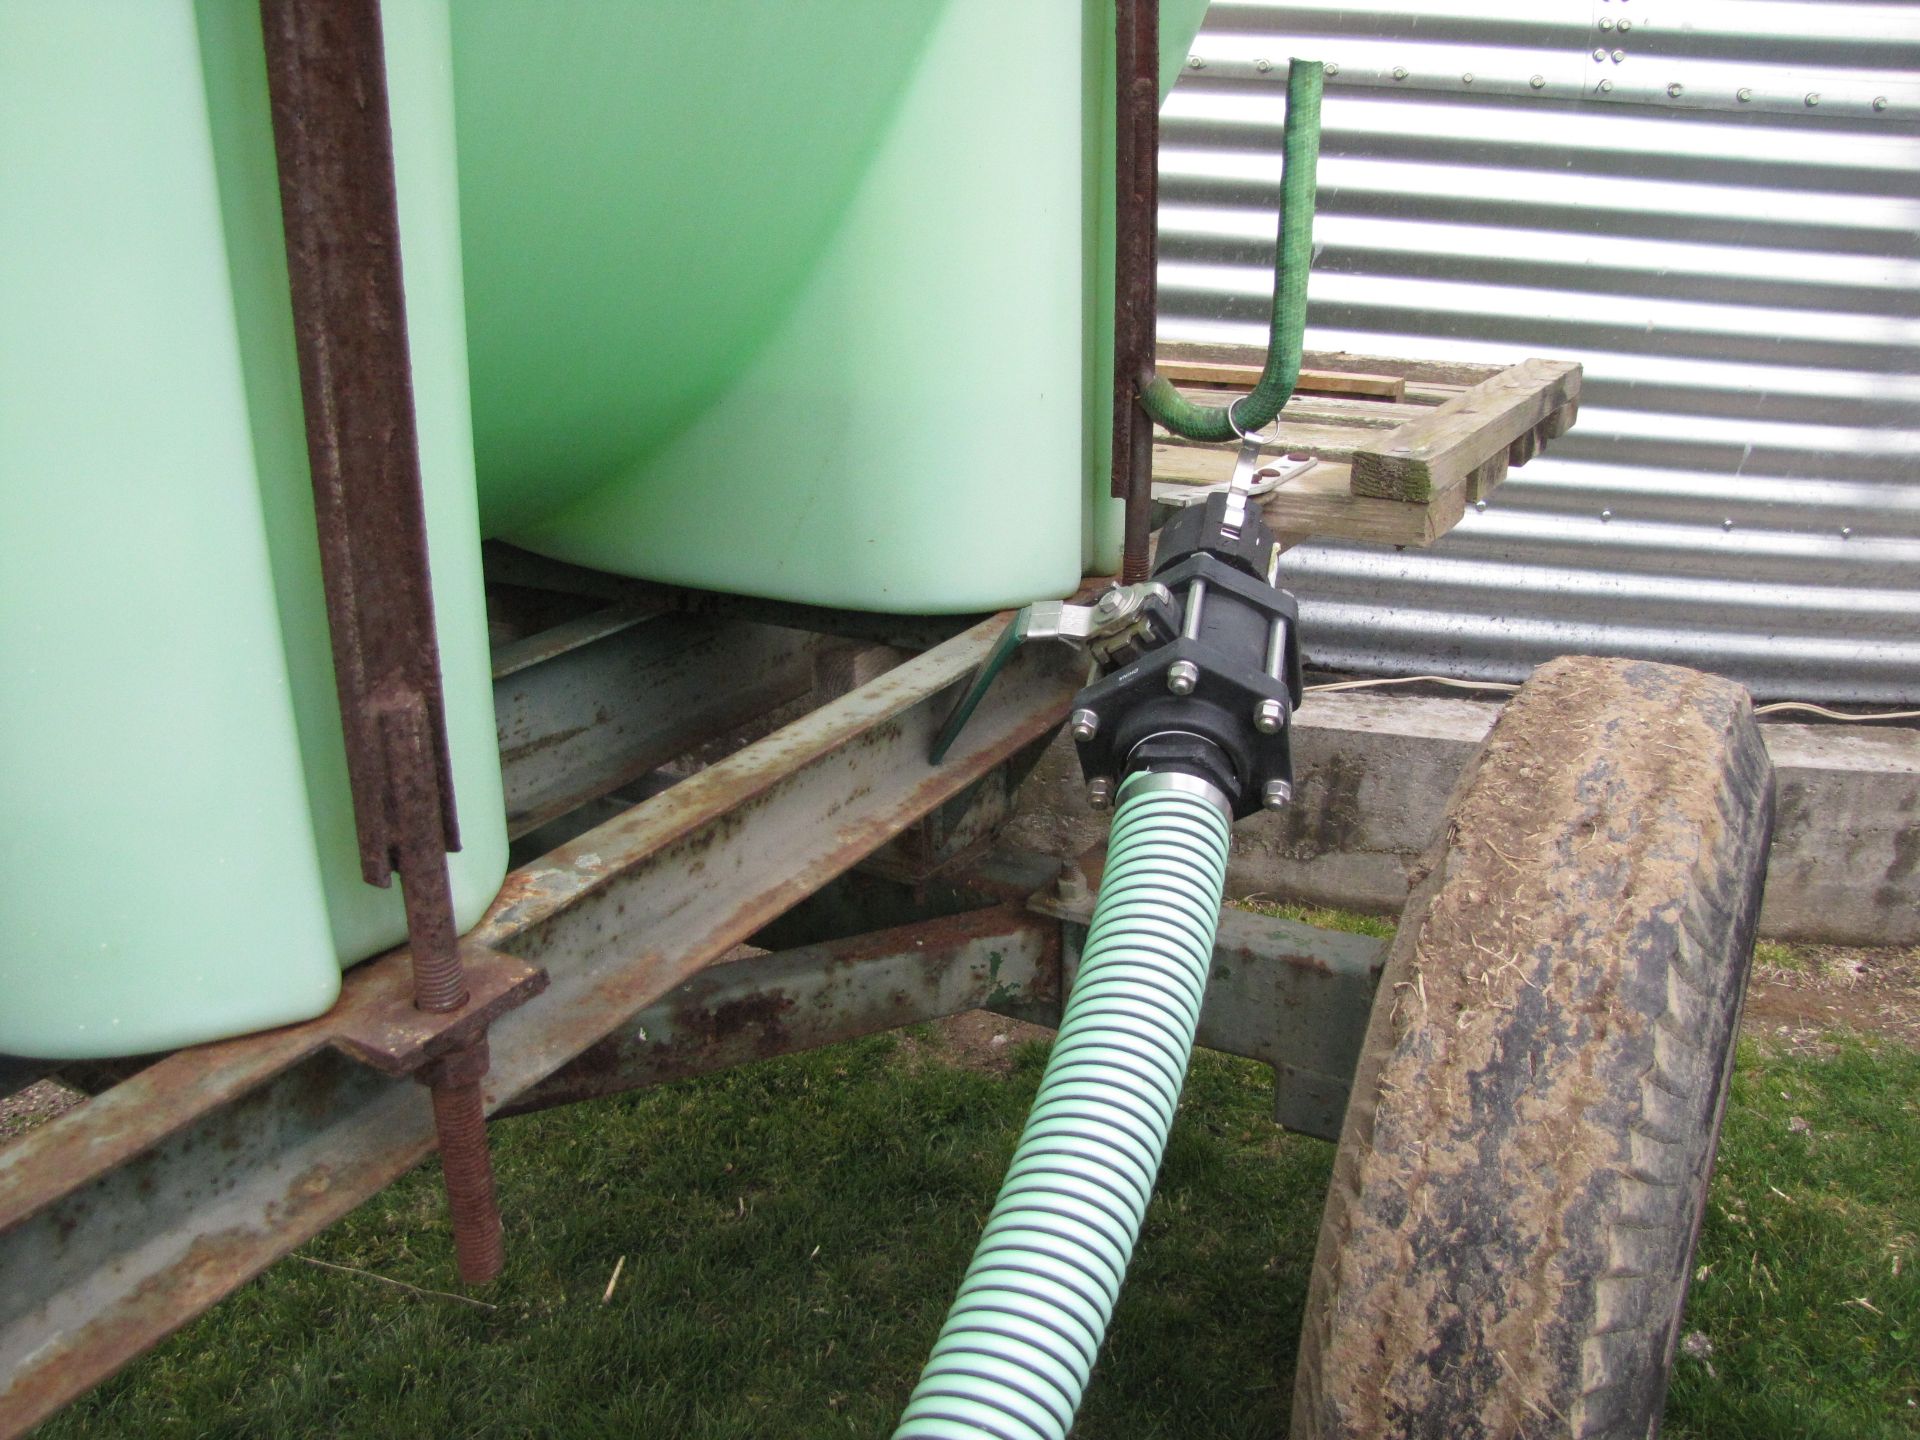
1254,698,1286,735
1069,708,1099,742
1166,660,1200,696
1087,777,1114,809
1263,780,1293,810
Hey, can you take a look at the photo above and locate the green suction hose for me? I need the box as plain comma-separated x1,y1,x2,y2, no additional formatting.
1139,59,1322,443
893,771,1231,1440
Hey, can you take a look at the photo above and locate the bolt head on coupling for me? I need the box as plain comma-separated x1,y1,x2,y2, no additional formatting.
1253,698,1285,734
1263,779,1293,810
1166,660,1200,697
1087,777,1114,810
1070,707,1099,742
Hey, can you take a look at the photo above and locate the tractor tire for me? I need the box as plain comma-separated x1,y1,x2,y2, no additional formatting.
1291,656,1774,1440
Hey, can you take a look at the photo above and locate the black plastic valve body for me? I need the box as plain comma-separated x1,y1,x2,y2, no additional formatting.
1070,486,1303,819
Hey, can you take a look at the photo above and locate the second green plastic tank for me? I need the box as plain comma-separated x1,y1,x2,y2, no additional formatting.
453,0,1210,611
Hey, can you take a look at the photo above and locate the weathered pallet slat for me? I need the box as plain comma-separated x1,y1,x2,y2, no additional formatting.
1149,342,1582,541
1156,357,1408,402
1158,339,1506,388
1151,444,1464,550
1348,358,1581,503
1166,385,1430,430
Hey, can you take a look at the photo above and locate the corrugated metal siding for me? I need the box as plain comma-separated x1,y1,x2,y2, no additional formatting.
1158,0,1920,702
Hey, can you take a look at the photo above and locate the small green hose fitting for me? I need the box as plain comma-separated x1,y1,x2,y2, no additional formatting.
893,772,1231,1440
1139,59,1323,443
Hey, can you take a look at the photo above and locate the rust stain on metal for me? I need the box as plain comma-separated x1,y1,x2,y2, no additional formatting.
0,940,537,1237
478,622,1074,956
1113,0,1161,583
0,1130,429,1438
502,906,1054,1116
261,0,458,880
261,0,503,1283
328,944,547,1077
1225,936,1337,978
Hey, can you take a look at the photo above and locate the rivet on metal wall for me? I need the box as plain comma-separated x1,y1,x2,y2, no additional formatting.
1873,96,1889,112
1668,82,1684,98
1255,58,1272,73
1598,78,1615,93
1804,92,1820,107
1840,527,1854,539
1530,74,1546,89
1737,87,1753,102
1187,54,1203,70
1617,18,1632,31
1392,66,1408,81
1600,509,1614,522
1462,72,1474,85
1592,47,1607,61
1325,61,1340,76
1722,518,1735,532
1474,499,1488,513
1599,15,1614,29
1612,49,1626,62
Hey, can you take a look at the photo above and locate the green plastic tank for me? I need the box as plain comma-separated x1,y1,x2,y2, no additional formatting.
0,0,506,1059
454,0,1210,610
1,1,1202,1058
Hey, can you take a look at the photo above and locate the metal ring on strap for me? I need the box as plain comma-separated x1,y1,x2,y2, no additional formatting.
1226,394,1283,446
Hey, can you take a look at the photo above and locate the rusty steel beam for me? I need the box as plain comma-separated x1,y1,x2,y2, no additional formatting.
0,615,1080,1438
501,905,1058,1116
494,611,819,840
260,0,505,1282
505,840,1387,1141
1112,0,1161,585
262,0,457,891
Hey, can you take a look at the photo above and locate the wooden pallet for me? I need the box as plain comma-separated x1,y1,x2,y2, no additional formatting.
1151,341,1581,547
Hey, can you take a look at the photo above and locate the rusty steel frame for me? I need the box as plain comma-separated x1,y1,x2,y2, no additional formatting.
501,858,1387,1143
0,614,1082,1437
493,608,820,841
500,903,1063,1117
261,0,516,1284
1112,0,1161,585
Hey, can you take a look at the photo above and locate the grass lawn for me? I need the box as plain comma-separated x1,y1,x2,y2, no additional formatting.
39,947,1920,1438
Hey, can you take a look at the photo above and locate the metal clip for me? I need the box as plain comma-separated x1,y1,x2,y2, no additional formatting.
1221,395,1287,543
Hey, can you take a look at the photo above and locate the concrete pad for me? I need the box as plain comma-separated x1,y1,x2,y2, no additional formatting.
1004,692,1920,948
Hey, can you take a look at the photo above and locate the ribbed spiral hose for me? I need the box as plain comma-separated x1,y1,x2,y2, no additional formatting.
1138,59,1322,443
893,773,1231,1440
